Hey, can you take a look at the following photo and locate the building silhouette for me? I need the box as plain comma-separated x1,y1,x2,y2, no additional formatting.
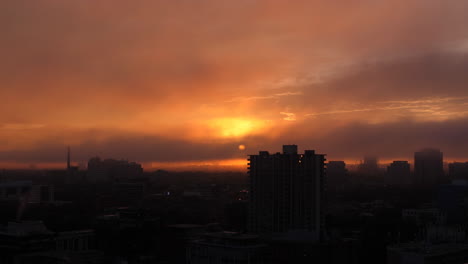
414,149,444,185
247,145,325,241
0,221,56,263
387,242,468,264
67,146,71,170
0,181,54,204
66,146,79,184
327,161,348,191
386,161,411,186
437,181,468,225
449,162,468,180
187,232,267,264
357,156,381,176
87,157,143,182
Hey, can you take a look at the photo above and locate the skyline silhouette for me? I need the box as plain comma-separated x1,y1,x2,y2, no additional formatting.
3,2,468,263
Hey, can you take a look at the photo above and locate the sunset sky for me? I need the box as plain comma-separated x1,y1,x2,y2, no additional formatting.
2,0,468,170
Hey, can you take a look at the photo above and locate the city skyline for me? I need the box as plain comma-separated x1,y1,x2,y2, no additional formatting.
2,1,468,169
0,145,465,171
3,2,468,263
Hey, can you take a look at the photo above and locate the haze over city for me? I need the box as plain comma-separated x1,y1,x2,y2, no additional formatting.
2,0,468,169
5,2,468,264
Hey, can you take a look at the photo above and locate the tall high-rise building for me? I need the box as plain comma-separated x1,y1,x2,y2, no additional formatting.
386,161,411,186
414,149,444,185
66,147,79,184
247,145,325,241
67,146,71,170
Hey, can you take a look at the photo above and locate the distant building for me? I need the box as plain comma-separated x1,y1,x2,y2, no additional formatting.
56,229,95,252
0,221,56,263
225,201,248,232
166,224,208,264
267,234,359,264
402,208,446,225
0,181,54,204
95,208,161,259
0,222,103,263
187,232,267,264
87,157,143,182
425,225,466,244
387,161,411,186
56,229,105,263
248,145,325,241
282,144,298,155
66,146,80,184
437,181,468,224
449,162,468,180
387,242,468,264
327,161,348,191
357,156,381,176
414,149,444,185
113,182,146,203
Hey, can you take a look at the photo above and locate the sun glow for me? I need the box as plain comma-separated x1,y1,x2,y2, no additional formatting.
150,158,247,171
209,118,265,138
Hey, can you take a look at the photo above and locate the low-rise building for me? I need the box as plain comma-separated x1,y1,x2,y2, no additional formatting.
0,221,56,263
0,181,54,203
387,242,468,264
402,208,446,225
188,232,267,264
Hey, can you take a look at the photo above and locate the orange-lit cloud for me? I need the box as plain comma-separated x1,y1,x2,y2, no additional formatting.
1,1,468,168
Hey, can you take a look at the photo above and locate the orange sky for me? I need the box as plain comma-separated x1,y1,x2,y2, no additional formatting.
1,1,468,170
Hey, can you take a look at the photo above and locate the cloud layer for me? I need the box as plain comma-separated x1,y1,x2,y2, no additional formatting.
1,1,468,168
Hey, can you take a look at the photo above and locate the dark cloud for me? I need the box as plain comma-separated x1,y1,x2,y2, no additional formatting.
0,132,245,164
320,54,468,101
247,118,468,161
316,118,468,160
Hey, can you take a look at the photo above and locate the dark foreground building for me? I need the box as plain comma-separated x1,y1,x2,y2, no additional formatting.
247,145,326,241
